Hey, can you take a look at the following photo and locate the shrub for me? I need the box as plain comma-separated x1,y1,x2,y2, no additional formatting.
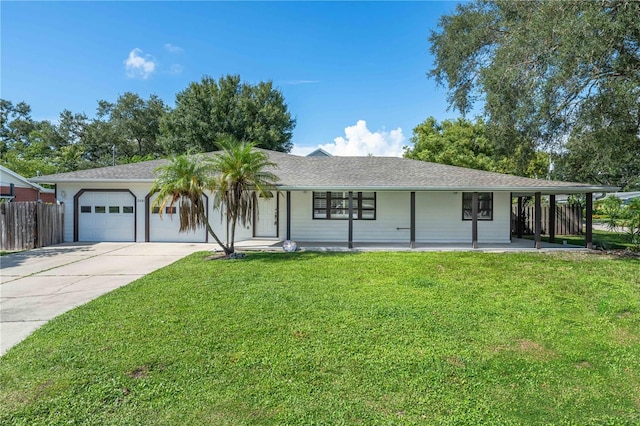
598,196,625,231
624,198,640,250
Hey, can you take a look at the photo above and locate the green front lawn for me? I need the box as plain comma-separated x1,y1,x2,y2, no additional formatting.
1,252,639,424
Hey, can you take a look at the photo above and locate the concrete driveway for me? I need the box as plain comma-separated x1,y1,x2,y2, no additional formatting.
0,242,213,356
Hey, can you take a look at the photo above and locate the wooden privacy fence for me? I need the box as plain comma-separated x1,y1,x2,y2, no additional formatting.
511,204,582,235
0,202,64,251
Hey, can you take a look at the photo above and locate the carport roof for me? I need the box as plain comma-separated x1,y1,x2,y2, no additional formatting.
32,149,617,194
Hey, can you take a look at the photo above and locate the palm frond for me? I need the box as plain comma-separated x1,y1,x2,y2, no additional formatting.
151,140,279,254
205,137,280,251
151,154,219,235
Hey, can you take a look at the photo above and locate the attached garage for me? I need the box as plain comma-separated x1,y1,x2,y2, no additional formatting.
145,193,208,242
76,190,136,242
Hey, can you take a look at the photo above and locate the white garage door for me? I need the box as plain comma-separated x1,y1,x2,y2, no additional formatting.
78,191,135,242
148,195,207,242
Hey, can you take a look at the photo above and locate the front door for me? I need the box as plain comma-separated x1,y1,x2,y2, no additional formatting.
254,193,278,237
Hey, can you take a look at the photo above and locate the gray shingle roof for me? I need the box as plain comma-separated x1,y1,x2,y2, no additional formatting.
32,149,617,193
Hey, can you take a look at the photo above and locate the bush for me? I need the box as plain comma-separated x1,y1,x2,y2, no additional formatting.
598,196,624,231
624,198,640,250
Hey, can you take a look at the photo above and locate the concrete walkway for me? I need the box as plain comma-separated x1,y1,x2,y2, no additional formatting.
240,237,586,252
0,242,212,356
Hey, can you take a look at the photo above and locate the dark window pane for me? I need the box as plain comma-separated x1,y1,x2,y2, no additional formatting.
314,209,327,219
314,198,327,209
166,206,176,214
361,210,375,219
331,199,347,209
462,192,493,221
95,206,106,213
362,201,375,209
330,209,349,219
313,191,377,220
331,191,348,199
152,207,160,214
109,206,120,213
80,206,91,213
123,206,134,214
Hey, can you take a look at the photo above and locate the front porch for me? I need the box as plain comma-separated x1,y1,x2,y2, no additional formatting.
233,237,586,253
277,190,598,251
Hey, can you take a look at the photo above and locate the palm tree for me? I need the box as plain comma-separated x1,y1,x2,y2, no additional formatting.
206,137,278,254
150,153,231,254
150,139,278,255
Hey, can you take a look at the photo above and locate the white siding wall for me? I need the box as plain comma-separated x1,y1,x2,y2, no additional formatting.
415,191,460,242
147,193,207,242
206,200,226,243
287,190,511,243
353,192,411,242
231,214,254,243
289,191,347,241
415,191,510,243
205,194,258,245
478,191,511,243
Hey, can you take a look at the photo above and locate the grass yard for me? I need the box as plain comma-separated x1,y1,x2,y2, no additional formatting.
528,229,636,250
1,251,639,424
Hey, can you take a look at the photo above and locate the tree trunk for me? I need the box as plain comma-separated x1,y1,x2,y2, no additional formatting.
229,215,237,254
205,221,232,255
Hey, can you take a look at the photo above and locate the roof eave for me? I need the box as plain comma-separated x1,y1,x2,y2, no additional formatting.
276,185,620,193
29,179,618,194
30,178,155,184
1,165,52,192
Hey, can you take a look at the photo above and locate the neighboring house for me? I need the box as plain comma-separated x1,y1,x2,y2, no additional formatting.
0,165,56,203
306,148,333,157
31,149,616,248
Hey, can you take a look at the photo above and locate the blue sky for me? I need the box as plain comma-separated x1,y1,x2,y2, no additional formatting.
2,1,465,157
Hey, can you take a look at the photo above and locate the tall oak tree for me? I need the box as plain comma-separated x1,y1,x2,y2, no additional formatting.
429,0,640,188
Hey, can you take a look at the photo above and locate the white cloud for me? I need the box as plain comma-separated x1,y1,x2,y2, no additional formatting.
124,48,156,79
164,43,183,53
169,64,184,75
318,120,405,157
